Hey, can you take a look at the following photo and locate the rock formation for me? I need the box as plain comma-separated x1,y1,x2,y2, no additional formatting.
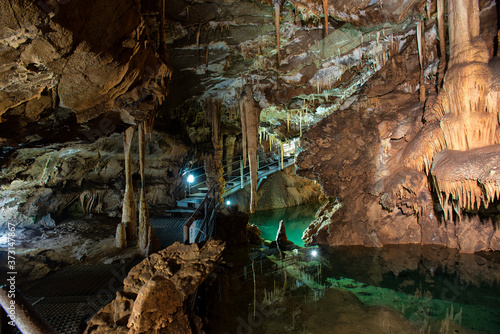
276,220,288,252
1,0,499,258
299,0,500,253
84,239,225,334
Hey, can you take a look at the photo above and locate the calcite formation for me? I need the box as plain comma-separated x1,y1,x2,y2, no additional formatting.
84,240,225,334
298,0,500,253
0,0,170,145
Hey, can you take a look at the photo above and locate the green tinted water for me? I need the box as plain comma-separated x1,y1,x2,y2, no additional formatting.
242,204,500,333
248,202,321,246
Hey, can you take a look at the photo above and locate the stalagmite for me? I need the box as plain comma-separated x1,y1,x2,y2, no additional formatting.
116,222,127,248
274,1,281,66
122,126,137,242
138,122,159,255
276,220,288,253
239,85,261,213
323,0,329,36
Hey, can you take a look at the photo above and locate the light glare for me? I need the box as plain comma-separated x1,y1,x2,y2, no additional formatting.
187,174,194,183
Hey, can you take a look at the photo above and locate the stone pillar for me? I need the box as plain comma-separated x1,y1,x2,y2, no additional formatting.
239,85,261,213
224,135,237,178
122,126,137,242
138,123,159,255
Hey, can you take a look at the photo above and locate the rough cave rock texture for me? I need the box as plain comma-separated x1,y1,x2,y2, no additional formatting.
84,239,225,334
0,132,188,227
298,0,500,253
0,0,170,147
229,165,324,212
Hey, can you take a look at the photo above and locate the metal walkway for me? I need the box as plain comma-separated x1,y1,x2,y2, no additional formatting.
150,217,186,248
16,262,139,334
178,139,299,209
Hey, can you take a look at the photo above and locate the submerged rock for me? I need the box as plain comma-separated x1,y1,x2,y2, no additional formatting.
276,220,288,252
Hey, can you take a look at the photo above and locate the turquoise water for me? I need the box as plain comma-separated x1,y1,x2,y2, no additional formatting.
249,202,321,246
243,205,500,333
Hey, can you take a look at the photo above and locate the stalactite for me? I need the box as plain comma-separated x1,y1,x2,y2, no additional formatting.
205,46,209,67
322,0,329,36
417,20,426,103
280,141,284,168
240,85,261,213
300,109,303,137
138,123,159,255
158,0,167,61
437,0,447,88
239,96,248,168
122,126,137,242
274,2,281,66
205,99,225,199
224,135,237,178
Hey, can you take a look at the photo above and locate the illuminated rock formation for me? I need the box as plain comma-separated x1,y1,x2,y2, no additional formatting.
239,85,262,213
122,126,137,242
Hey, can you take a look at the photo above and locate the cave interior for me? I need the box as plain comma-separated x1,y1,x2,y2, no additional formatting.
1,0,500,333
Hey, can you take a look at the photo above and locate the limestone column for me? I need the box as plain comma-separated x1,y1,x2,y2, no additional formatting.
439,0,497,150
224,135,237,178
122,126,137,241
138,122,159,255
239,85,261,213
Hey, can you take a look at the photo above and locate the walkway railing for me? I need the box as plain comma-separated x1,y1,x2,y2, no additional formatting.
183,185,219,244
186,140,298,196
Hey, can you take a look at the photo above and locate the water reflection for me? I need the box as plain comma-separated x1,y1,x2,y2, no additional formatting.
249,202,321,246
209,242,500,333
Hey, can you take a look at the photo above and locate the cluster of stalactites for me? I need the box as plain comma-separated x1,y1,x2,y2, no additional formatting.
401,122,447,174
399,0,500,222
434,178,485,221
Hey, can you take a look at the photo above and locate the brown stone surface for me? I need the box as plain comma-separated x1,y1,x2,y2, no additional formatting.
0,132,188,228
297,0,500,253
0,0,170,148
85,239,225,333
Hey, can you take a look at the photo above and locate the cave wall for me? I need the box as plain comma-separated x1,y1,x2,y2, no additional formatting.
0,132,188,228
298,0,500,253
0,0,170,147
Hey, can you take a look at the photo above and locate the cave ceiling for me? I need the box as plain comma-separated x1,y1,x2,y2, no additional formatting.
0,0,497,157
160,0,430,142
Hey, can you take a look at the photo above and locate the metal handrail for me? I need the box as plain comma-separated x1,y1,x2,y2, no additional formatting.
186,139,298,195
183,185,219,244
